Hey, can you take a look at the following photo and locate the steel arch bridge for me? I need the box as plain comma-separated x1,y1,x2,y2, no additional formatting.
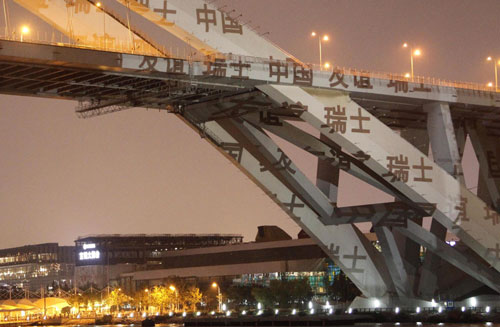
1,0,500,308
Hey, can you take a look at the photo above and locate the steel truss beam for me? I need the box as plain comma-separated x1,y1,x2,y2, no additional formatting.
177,110,393,298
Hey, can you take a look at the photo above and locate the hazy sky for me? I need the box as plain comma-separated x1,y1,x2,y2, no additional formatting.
0,0,498,248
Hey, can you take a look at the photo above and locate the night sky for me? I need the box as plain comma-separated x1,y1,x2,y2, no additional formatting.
0,0,498,248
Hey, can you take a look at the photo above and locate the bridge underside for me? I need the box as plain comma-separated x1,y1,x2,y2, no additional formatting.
3,0,500,307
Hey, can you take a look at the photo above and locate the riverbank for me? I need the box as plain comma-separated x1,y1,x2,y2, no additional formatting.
2,309,499,326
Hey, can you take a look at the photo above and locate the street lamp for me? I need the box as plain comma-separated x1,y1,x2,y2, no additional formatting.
211,282,222,313
144,289,150,315
403,43,421,80
20,25,29,42
169,285,178,312
486,56,499,92
311,32,329,70
95,2,106,49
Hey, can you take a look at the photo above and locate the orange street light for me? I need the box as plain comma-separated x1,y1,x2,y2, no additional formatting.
324,62,331,70
311,31,330,70
169,285,178,312
402,42,421,80
212,282,222,312
96,1,102,7
20,25,29,42
486,56,499,92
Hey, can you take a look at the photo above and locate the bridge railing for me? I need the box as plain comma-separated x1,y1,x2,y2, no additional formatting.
0,33,496,94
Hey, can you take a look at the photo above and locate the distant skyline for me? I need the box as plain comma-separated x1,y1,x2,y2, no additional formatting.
0,0,497,248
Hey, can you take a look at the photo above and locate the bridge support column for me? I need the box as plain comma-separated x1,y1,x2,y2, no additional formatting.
418,102,464,300
467,121,500,211
396,128,429,295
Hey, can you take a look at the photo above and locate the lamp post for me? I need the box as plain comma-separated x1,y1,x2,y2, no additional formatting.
20,25,29,42
169,285,178,312
211,282,222,313
144,288,150,315
486,56,499,92
311,32,329,70
403,43,421,80
95,2,106,49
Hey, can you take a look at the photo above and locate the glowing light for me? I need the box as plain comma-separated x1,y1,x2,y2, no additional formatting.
470,297,477,307
257,302,262,310
395,307,400,314
416,306,421,313
308,301,313,309
210,311,215,315
438,306,443,313
404,73,411,78
274,309,279,315
487,56,492,61
169,312,173,317
222,304,227,311
96,2,102,7
241,310,246,315
323,35,329,41
182,312,187,317
461,306,466,312
328,308,333,315
21,26,30,35
348,308,353,314
486,306,491,313
291,309,296,315
488,82,494,87
309,308,315,314
226,311,231,317
403,43,408,48
169,285,176,291
324,62,331,69
311,32,317,37
196,311,201,316
257,310,263,316
414,49,421,56
211,282,218,288
373,299,381,308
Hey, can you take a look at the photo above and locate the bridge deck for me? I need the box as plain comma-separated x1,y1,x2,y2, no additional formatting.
1,39,499,135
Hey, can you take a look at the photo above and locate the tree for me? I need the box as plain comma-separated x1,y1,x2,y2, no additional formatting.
106,288,130,312
251,278,313,308
181,286,202,312
226,285,254,307
150,286,175,313
251,286,274,307
328,271,361,302
288,278,313,305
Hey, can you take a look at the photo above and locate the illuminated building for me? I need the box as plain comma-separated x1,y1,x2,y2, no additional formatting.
74,234,243,288
0,243,75,291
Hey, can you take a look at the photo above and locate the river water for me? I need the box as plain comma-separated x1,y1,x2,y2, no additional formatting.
39,324,500,327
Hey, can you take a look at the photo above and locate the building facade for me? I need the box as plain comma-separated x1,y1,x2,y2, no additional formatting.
119,238,335,295
0,243,75,291
75,234,243,288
